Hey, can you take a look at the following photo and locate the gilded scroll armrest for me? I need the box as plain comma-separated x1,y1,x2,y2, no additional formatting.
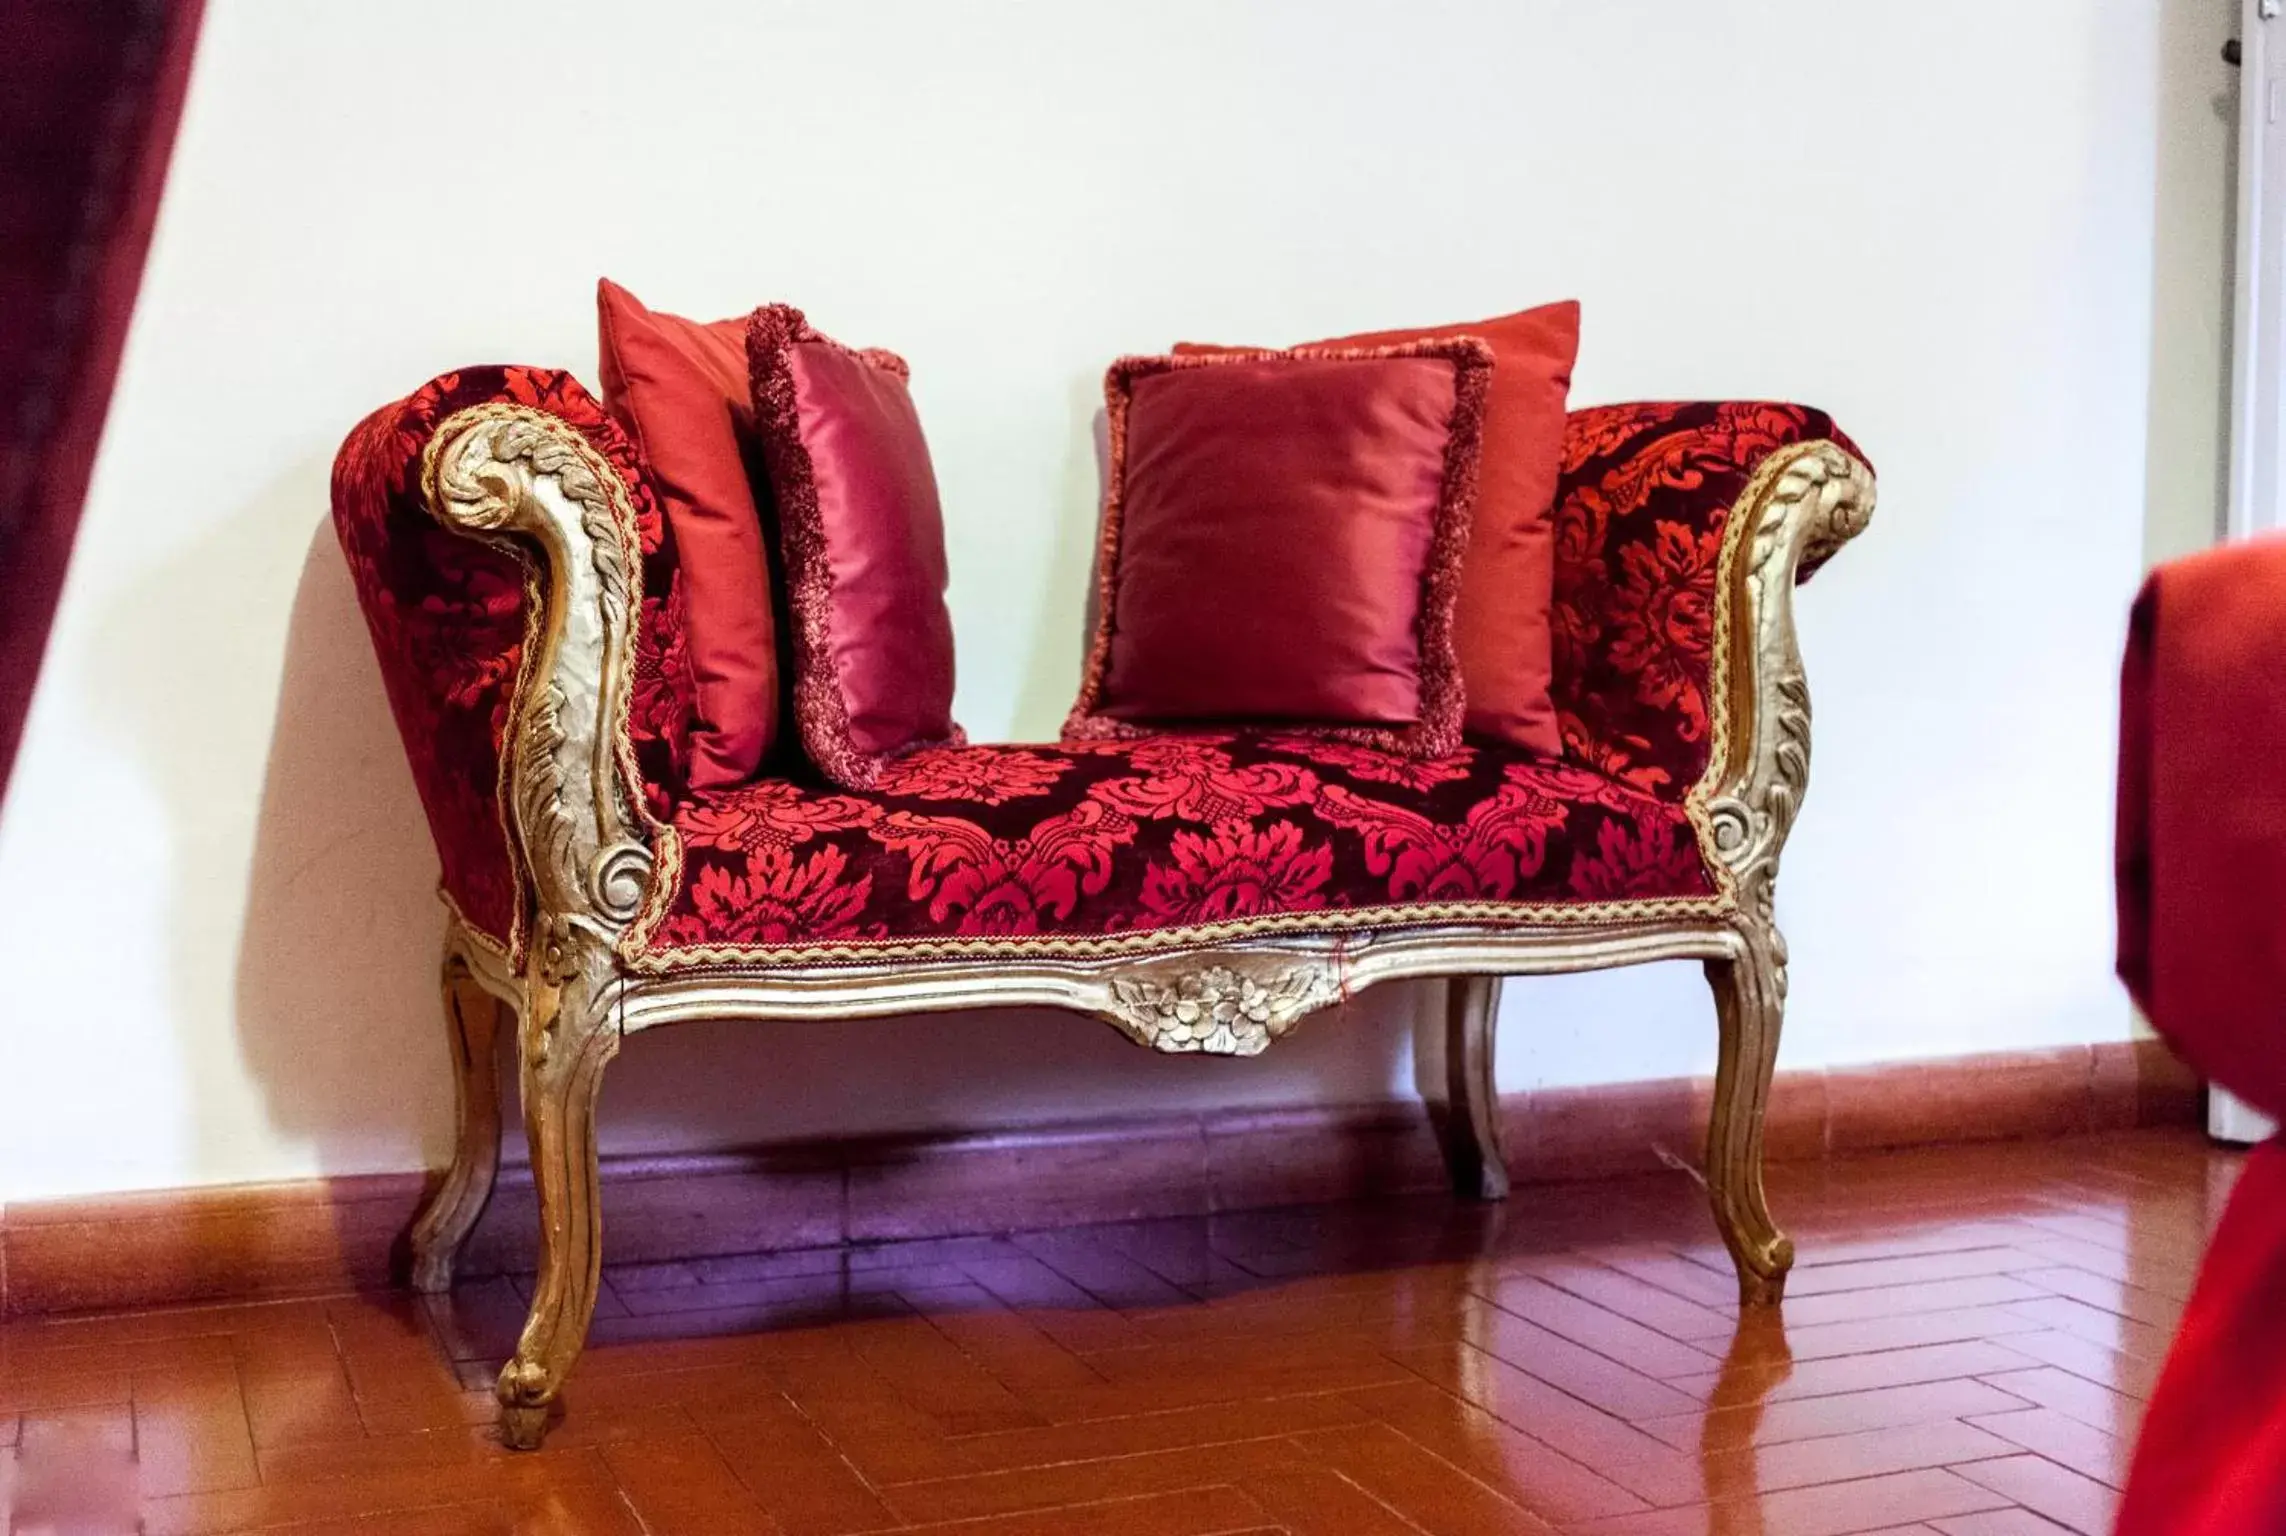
421,403,659,970
334,367,688,964
1697,439,1875,922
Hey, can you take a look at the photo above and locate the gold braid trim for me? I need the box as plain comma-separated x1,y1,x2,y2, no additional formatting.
437,886,514,965
620,888,1737,972
621,816,684,961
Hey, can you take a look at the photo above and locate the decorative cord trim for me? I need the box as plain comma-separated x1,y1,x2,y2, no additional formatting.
621,816,684,960
621,886,1735,972
438,885,512,964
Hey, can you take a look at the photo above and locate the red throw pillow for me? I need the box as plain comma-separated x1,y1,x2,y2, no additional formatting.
1179,301,1578,753
745,304,962,789
596,279,779,789
1064,340,1492,758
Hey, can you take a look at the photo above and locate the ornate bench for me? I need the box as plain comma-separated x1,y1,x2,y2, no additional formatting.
332,369,1873,1448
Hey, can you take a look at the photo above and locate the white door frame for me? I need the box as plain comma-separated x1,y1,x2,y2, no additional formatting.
2212,0,2282,1144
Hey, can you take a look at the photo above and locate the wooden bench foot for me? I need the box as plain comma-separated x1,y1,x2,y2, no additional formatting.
1706,918,1794,1308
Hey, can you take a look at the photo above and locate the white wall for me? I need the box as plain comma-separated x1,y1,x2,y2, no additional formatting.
0,0,2235,1202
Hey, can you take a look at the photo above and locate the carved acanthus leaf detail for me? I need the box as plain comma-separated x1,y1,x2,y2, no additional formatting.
1104,961,1343,1056
422,405,655,1073
424,406,653,939
1702,442,1874,931
515,682,578,913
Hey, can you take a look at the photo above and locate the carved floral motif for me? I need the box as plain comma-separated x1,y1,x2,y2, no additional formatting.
1104,962,1342,1055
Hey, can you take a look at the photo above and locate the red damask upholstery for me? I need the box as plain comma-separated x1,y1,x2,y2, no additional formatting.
628,734,1717,963
337,384,1858,964
331,366,697,958
1551,401,1865,798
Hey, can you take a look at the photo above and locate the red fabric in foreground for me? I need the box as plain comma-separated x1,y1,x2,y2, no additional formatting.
0,0,205,795
596,280,779,788
1181,302,1579,753
637,733,1714,959
2114,1141,2286,1533
2114,537,2286,1534
2116,540,2286,1118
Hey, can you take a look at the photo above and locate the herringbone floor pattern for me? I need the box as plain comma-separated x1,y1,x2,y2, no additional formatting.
0,1129,2235,1534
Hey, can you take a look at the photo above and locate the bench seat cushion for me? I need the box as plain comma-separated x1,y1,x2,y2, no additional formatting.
627,733,1721,966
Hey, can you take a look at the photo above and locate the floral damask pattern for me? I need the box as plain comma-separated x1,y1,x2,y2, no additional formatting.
636,734,1717,959
872,745,1071,805
873,800,1138,936
342,390,1858,963
1609,518,1723,720
1550,401,1865,799
1567,815,1707,901
678,778,879,853
1138,820,1334,925
657,848,871,948
1257,736,1476,792
331,365,697,957
1316,775,1569,902
1087,735,1321,822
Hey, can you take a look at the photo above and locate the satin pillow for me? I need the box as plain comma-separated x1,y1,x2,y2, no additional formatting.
1064,340,1492,758
746,304,962,789
596,279,779,788
1178,302,1578,754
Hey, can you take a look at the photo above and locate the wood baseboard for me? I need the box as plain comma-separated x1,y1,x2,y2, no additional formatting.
0,1038,2201,1318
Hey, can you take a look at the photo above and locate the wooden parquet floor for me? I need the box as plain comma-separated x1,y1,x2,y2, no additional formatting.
0,1129,2239,1534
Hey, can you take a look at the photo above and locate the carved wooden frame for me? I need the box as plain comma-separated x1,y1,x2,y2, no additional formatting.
407,405,1873,1449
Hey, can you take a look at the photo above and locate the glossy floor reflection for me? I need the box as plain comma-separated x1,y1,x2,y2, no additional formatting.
0,1129,2234,1534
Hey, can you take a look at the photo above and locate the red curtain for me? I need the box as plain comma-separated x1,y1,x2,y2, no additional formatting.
2115,541,2286,1532
0,0,205,795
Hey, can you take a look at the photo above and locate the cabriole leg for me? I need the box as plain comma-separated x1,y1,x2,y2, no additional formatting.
495,959,618,1451
1426,975,1511,1201
408,939,507,1293
1704,920,1794,1306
